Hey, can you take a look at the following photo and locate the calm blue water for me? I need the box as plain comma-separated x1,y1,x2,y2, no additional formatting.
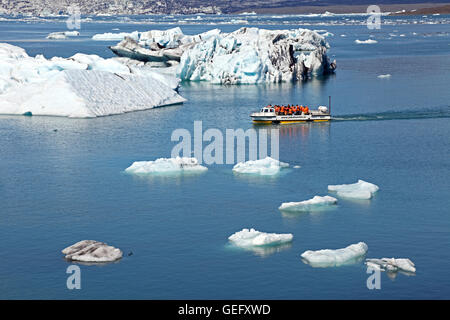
0,14,449,299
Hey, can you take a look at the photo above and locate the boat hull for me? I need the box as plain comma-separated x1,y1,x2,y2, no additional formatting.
251,114,331,124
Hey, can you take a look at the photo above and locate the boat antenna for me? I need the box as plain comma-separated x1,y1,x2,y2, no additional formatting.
329,96,331,115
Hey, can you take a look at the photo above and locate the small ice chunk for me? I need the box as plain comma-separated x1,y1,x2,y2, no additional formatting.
328,179,379,200
92,31,140,41
125,157,207,174
228,228,293,247
377,74,391,78
47,31,80,40
232,157,289,176
301,242,368,267
366,258,416,273
355,39,378,44
279,195,337,212
62,240,122,262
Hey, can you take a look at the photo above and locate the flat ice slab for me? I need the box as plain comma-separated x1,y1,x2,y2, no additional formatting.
328,180,379,200
125,157,207,174
279,195,337,212
355,39,378,44
232,157,289,176
228,228,293,247
301,242,368,267
366,258,416,273
62,240,122,263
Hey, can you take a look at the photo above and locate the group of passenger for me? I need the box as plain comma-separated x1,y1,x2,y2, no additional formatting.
267,104,310,115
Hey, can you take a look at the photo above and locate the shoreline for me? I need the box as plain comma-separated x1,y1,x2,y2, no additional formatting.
234,3,450,15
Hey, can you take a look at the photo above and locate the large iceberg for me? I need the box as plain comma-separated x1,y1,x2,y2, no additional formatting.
178,27,336,84
366,258,416,273
0,43,185,117
301,242,368,268
125,157,207,174
279,195,337,212
108,27,336,84
62,240,122,263
328,180,379,200
232,157,289,176
228,228,293,247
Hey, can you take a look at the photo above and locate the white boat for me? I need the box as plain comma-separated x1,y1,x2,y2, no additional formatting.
251,97,332,124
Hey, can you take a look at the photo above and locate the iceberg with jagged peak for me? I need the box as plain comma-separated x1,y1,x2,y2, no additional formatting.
0,43,185,118
125,157,208,174
178,27,336,84
279,195,337,212
328,180,379,200
232,157,289,176
301,242,368,267
228,228,293,247
108,27,336,84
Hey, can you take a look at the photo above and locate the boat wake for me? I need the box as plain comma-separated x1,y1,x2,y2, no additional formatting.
332,106,450,122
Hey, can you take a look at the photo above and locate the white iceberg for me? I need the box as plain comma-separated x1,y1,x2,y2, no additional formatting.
328,180,379,200
92,31,140,41
62,240,122,263
232,157,289,176
301,242,368,268
0,43,185,117
279,195,337,212
125,157,207,174
228,228,293,247
177,27,336,84
377,74,391,78
366,258,416,273
355,39,378,44
47,31,80,40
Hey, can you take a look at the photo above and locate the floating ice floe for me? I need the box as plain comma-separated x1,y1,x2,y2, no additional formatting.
47,31,80,40
62,240,123,263
125,157,207,174
228,228,293,247
0,43,185,117
279,195,337,212
232,157,289,176
92,31,140,41
355,39,378,44
328,180,379,200
377,74,391,78
301,242,368,267
366,258,416,273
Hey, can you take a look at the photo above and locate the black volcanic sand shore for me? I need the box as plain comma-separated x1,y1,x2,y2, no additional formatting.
391,3,450,15
237,3,450,14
